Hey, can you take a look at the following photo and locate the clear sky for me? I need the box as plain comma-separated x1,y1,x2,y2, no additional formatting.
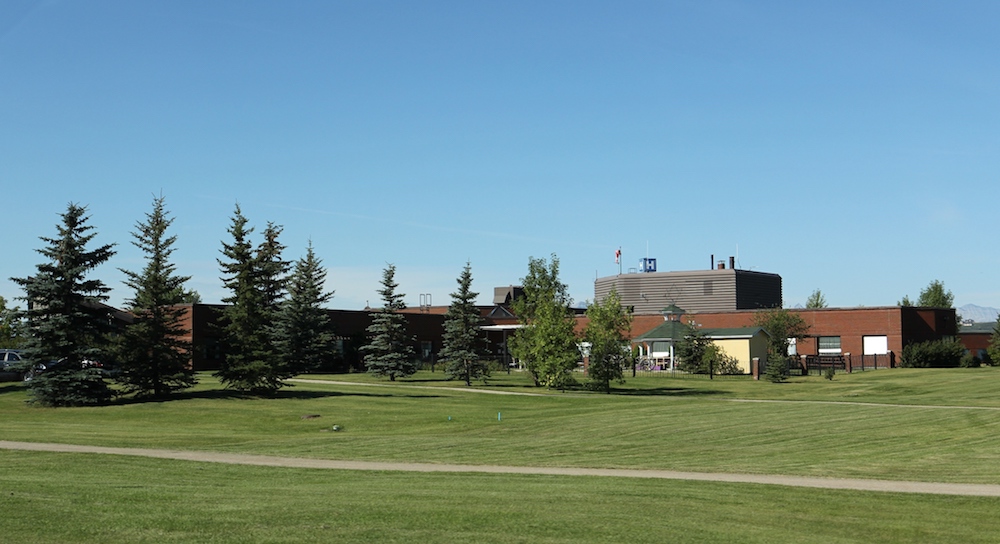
2,1,998,312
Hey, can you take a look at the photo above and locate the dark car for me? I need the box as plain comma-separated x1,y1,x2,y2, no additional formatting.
0,349,24,382
1,351,110,382
0,351,66,382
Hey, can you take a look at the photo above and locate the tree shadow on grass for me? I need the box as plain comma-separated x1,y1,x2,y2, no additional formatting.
398,377,454,384
610,386,730,397
0,382,26,395
110,388,443,406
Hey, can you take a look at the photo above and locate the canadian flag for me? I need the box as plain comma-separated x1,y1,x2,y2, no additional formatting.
615,248,621,264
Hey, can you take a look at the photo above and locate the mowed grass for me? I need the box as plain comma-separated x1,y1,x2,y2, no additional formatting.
2,450,999,544
3,368,1000,542
317,366,1000,407
2,368,1000,484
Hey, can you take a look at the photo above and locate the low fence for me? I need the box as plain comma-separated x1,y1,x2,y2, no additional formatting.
607,352,896,379
801,352,895,374
850,353,896,371
628,357,751,379
756,352,896,378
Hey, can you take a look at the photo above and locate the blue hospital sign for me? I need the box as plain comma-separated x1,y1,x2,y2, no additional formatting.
641,258,657,272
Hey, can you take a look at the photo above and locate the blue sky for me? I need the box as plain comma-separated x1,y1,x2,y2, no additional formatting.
2,1,998,312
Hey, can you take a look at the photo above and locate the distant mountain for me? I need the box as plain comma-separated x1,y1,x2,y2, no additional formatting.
958,304,1000,323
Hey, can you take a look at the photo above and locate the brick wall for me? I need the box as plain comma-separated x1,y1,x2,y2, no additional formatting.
599,306,956,358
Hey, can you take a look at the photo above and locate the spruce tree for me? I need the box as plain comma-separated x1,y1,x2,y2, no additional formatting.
216,206,276,393
256,222,290,316
114,195,196,398
362,264,417,381
272,242,335,375
11,204,115,406
675,321,713,374
440,263,489,386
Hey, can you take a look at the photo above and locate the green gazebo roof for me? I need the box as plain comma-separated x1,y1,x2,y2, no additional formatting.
635,320,689,342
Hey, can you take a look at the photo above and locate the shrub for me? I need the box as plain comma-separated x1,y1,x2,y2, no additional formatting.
679,344,744,375
900,339,965,368
982,353,995,367
959,352,982,368
824,367,836,380
714,353,743,375
765,356,788,383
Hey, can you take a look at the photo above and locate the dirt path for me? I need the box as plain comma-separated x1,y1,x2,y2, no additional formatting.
3,440,1000,497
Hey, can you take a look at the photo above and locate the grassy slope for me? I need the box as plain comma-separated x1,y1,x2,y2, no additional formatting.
2,368,999,484
2,450,998,544
3,368,1000,542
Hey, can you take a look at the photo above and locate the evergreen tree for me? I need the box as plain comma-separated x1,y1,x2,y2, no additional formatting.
440,263,489,386
11,204,115,406
114,195,196,398
256,222,290,315
362,264,417,381
583,288,631,393
509,255,580,388
272,242,335,375
675,321,714,374
216,205,281,393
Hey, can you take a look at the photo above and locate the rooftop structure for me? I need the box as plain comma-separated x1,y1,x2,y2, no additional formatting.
594,257,781,314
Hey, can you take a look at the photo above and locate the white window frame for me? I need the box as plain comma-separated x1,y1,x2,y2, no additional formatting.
818,336,841,355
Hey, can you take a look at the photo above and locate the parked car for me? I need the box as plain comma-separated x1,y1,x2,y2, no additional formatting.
0,349,24,382
1,351,111,382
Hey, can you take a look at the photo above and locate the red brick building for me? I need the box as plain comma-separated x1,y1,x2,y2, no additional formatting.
169,296,958,373
620,305,957,362
959,323,995,361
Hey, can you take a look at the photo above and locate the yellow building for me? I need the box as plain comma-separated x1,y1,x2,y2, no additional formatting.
633,324,769,374
704,327,771,374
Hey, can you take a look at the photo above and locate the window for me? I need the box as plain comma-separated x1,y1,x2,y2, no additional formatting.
651,341,671,353
863,336,888,355
818,336,841,355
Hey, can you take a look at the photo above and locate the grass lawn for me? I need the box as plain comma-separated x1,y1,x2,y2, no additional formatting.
2,450,999,544
2,367,1000,542
316,366,1000,408
2,368,1000,483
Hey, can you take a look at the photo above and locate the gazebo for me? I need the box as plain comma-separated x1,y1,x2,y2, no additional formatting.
633,305,688,371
